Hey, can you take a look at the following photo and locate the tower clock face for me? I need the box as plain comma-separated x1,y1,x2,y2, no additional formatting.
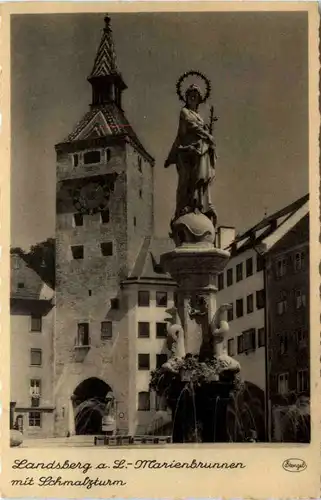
72,181,110,215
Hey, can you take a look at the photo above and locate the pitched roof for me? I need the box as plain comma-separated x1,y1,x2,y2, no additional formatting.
10,253,53,300
89,15,119,78
63,103,153,162
227,194,309,255
127,236,175,283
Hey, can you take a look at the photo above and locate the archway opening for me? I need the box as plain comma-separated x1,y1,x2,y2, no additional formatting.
73,378,112,435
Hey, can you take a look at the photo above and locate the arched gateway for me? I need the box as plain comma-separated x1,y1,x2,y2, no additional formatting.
72,378,112,435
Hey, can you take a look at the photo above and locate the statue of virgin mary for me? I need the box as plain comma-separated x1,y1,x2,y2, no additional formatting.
165,77,217,225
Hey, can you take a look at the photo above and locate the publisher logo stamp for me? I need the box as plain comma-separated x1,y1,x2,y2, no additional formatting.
282,458,307,472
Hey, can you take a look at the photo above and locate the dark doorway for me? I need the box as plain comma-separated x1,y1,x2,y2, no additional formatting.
73,378,112,435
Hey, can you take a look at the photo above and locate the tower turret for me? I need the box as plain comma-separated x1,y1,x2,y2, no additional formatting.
88,15,127,108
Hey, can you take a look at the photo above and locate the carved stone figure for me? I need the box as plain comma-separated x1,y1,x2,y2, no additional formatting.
166,323,186,359
165,72,218,226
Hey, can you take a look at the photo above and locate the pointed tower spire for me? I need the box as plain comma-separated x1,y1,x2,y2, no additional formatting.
88,14,127,108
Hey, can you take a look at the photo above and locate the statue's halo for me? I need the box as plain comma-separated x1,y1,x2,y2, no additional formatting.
176,70,211,104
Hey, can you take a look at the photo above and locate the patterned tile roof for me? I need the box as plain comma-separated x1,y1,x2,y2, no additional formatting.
64,103,153,162
89,15,118,78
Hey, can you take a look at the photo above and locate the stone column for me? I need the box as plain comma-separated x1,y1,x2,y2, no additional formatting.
161,243,230,358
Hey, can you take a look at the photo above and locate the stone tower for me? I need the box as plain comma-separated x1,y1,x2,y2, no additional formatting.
54,15,154,437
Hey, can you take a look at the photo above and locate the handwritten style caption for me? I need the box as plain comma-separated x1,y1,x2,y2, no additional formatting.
11,458,246,489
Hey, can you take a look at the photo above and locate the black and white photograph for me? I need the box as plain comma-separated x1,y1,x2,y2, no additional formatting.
5,0,318,468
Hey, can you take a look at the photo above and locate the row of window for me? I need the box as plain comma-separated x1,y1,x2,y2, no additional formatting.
275,251,306,278
227,290,265,322
72,206,142,229
71,242,113,260
227,327,265,356
278,370,309,395
218,255,264,290
276,289,306,315
137,353,168,370
75,320,168,347
278,328,308,354
73,210,110,227
137,290,169,308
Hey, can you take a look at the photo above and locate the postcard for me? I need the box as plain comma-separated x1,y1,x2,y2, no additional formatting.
0,1,320,498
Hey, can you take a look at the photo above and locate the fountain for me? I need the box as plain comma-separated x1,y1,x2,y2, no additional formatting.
150,71,242,443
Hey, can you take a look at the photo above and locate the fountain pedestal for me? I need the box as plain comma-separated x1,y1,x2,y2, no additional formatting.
161,242,230,357
155,212,241,443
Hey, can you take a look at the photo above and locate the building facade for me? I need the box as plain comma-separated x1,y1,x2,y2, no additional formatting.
10,253,55,438
53,16,176,437
265,213,309,442
216,194,309,441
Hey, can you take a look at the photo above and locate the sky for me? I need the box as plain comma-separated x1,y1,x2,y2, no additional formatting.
11,11,309,249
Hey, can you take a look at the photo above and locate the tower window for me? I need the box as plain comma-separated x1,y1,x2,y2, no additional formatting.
101,242,113,256
73,154,79,167
18,282,24,289
73,213,83,227
30,315,42,332
77,323,89,346
101,321,112,340
101,209,110,224
138,353,150,370
138,391,150,411
71,245,84,260
139,189,142,198
106,148,111,162
83,150,101,164
133,217,137,227
30,349,42,366
218,273,224,290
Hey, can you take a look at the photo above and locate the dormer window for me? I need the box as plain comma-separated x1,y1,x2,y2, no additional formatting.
84,150,101,165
